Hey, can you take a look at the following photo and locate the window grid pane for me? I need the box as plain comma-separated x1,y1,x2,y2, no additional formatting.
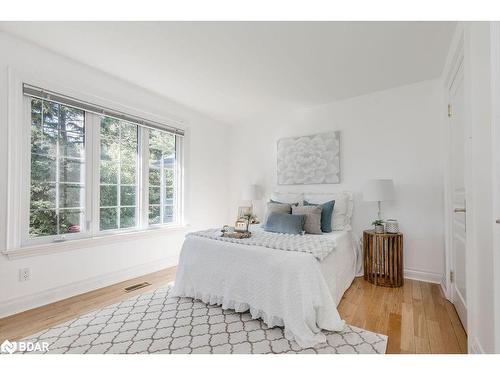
99,117,138,231
148,129,176,226
29,98,86,238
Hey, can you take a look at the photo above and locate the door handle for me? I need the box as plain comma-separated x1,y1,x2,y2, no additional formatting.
454,208,466,213
496,219,500,224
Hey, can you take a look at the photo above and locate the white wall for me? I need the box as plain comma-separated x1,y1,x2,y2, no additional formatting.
0,32,232,316
228,79,446,282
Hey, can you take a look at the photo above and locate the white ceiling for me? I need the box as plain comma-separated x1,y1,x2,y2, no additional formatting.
0,22,455,125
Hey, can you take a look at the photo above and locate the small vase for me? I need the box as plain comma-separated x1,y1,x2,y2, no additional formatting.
385,219,399,234
374,224,385,233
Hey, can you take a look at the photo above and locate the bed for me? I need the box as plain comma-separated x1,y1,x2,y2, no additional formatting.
172,191,361,348
319,229,359,305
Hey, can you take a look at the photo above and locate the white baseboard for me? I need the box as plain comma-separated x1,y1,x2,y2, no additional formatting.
404,268,443,284
0,257,176,318
440,281,451,301
469,337,485,354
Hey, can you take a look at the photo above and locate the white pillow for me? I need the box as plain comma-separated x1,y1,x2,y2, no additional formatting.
303,192,354,231
271,192,304,205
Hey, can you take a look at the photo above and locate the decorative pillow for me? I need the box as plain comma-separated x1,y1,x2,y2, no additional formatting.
270,192,304,205
292,205,323,234
304,192,353,231
304,200,335,233
270,199,299,206
263,212,305,235
264,201,292,224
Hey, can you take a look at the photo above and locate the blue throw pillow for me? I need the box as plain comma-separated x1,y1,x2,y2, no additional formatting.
263,212,305,235
304,200,335,233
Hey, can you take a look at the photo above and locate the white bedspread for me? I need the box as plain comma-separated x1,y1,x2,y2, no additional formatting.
172,233,346,348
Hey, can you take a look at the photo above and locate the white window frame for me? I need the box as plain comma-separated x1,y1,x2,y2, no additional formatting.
95,117,142,235
18,85,185,248
21,96,93,246
94,122,183,236
145,128,182,228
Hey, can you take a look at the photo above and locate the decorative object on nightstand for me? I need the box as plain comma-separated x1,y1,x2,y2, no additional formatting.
363,179,395,220
385,219,399,234
363,230,403,287
241,184,262,223
372,219,385,233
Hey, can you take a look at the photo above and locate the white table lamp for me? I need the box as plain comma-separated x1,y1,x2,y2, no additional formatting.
363,179,395,220
241,184,262,215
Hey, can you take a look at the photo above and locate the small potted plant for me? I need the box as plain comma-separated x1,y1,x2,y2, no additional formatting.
372,219,385,233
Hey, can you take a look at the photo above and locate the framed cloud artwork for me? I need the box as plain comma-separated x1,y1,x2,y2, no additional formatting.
277,131,340,185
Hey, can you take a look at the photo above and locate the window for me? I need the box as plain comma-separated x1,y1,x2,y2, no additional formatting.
148,129,176,225
29,98,86,238
23,85,184,246
99,117,139,231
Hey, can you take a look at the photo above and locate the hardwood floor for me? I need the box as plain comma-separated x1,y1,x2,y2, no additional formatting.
338,277,467,353
0,269,467,353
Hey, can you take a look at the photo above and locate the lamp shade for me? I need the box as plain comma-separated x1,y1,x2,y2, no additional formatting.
363,179,395,202
241,184,261,201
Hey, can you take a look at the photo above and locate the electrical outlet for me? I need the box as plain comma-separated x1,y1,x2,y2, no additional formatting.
19,268,30,282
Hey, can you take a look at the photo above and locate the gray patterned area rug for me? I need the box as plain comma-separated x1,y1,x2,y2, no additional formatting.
21,285,387,354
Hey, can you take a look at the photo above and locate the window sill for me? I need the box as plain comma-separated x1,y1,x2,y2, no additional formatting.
2,224,190,260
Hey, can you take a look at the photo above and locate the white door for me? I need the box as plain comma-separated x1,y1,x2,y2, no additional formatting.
449,61,467,330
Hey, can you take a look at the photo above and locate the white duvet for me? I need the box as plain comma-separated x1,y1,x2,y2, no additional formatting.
172,231,347,348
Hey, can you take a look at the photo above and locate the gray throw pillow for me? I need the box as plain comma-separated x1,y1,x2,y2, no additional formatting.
263,212,305,235
292,205,323,234
264,202,292,223
304,200,335,233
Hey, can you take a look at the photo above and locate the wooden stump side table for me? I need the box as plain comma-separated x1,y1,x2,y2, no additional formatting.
363,230,403,287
